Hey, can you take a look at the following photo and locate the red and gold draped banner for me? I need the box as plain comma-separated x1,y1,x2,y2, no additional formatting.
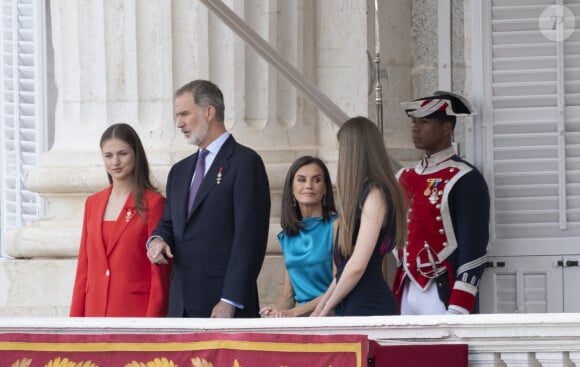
0,332,367,367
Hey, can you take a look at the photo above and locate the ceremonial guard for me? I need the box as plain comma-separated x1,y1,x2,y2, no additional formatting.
393,91,490,315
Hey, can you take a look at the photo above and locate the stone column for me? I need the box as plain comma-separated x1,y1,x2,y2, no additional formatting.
6,0,175,259
1,0,177,316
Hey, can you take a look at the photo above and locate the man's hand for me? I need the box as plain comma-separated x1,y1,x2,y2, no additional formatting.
210,300,236,318
147,238,173,265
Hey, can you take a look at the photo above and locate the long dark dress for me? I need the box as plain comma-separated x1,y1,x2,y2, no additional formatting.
334,182,398,316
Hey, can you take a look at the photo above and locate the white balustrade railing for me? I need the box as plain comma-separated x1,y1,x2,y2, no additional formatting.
2,313,580,366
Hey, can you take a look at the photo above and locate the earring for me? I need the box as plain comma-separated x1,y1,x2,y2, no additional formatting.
322,193,327,207
292,197,297,207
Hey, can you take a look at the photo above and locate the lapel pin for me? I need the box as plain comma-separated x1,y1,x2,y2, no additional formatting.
216,166,223,185
125,209,133,222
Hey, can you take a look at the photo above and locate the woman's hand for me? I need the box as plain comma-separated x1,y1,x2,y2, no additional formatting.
310,300,326,317
260,306,294,318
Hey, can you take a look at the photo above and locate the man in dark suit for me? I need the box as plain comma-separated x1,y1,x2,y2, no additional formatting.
147,79,271,318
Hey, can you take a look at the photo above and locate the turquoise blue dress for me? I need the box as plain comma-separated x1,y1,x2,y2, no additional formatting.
278,214,337,305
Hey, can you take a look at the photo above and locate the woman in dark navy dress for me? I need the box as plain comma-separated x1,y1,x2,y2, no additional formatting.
311,117,407,316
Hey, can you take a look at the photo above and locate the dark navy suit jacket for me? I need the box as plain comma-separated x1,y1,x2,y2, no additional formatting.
153,136,271,317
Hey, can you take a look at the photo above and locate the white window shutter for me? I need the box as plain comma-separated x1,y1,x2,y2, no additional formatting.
0,0,46,245
479,256,564,313
489,0,580,248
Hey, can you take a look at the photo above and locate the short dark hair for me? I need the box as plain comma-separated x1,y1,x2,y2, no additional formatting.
175,80,225,122
427,112,457,129
280,156,336,236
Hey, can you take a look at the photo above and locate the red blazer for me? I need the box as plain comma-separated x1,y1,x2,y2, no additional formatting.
70,186,170,317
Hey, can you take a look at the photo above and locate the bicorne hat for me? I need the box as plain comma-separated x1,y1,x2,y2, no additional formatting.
401,91,476,119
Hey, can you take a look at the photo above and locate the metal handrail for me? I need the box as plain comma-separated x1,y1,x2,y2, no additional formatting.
198,0,350,127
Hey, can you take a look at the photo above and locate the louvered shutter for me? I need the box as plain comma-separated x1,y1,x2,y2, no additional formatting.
488,0,580,252
0,0,46,247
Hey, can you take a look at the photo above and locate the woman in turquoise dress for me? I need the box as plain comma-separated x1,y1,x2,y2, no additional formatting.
260,156,337,317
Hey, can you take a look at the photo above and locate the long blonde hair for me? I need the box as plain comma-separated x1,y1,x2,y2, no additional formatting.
336,117,407,257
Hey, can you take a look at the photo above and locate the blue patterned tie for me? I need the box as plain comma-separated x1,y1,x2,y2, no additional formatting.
187,148,209,215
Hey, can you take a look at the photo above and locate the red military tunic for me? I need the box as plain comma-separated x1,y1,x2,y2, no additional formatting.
393,147,490,314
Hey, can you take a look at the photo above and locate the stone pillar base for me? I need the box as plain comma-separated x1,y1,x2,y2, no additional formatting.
0,259,77,316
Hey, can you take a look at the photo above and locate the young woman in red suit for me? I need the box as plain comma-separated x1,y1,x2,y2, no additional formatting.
70,123,170,317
